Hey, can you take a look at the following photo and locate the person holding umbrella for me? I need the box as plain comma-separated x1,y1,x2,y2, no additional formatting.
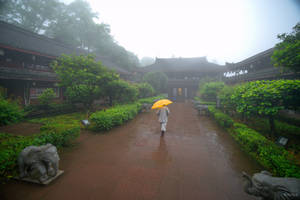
152,99,172,137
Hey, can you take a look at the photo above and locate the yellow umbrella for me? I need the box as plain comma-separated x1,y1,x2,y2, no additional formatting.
151,99,173,109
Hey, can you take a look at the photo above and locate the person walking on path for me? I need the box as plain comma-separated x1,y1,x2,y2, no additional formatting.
157,105,170,136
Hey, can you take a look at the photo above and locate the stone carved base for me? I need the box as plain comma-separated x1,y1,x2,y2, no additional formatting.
15,170,64,185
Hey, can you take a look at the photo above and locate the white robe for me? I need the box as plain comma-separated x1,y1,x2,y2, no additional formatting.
157,107,170,131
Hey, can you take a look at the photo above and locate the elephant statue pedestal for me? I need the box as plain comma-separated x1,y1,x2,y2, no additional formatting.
16,170,64,185
16,143,64,185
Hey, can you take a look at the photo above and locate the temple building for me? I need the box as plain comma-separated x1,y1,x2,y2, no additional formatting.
143,57,225,101
223,48,299,83
0,21,130,105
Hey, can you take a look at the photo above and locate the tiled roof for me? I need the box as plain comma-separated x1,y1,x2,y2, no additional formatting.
227,48,274,70
143,57,225,73
0,21,130,74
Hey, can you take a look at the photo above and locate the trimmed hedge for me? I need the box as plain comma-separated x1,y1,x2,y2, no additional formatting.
208,106,300,178
276,113,300,127
275,120,300,137
90,95,165,132
246,117,300,138
136,82,155,98
0,122,80,181
90,103,140,131
230,123,300,178
208,106,233,128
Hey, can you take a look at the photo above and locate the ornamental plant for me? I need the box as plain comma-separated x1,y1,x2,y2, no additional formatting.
104,79,138,105
52,54,119,116
136,82,155,98
271,22,300,72
230,80,300,137
38,88,56,107
0,98,24,126
199,81,224,102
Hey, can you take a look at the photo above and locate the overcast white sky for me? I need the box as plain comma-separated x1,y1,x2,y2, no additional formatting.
65,0,300,64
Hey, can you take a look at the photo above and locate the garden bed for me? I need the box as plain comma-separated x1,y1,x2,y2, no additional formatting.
0,95,164,183
207,105,300,178
0,112,83,183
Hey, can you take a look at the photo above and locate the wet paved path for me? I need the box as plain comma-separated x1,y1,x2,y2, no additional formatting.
1,102,261,200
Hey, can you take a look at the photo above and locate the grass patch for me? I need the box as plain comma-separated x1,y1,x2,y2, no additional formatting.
28,112,86,126
0,122,80,182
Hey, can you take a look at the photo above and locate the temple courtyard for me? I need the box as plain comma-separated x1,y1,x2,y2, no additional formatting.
1,102,262,200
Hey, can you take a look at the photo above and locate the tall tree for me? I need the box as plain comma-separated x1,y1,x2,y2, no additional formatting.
143,71,168,94
0,0,140,71
46,0,97,49
52,54,119,115
271,22,300,72
0,0,61,33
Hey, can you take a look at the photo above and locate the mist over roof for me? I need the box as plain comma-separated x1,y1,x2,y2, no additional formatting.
143,57,225,73
0,21,130,74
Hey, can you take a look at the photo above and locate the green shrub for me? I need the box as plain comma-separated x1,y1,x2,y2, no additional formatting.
105,79,138,105
0,132,14,141
199,81,224,101
0,86,7,98
207,106,300,178
0,98,24,126
90,103,140,131
136,82,155,98
208,106,233,128
38,88,56,106
90,95,165,132
219,85,236,112
276,114,300,127
230,123,300,178
229,80,300,136
25,103,77,118
52,54,119,113
246,117,300,138
275,120,300,137
137,95,166,104
36,123,80,147
0,122,80,182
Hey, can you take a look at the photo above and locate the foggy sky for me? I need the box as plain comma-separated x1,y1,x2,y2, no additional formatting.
63,0,300,64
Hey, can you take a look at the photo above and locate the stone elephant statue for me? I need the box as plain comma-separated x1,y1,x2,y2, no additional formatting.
242,171,300,200
18,143,60,183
